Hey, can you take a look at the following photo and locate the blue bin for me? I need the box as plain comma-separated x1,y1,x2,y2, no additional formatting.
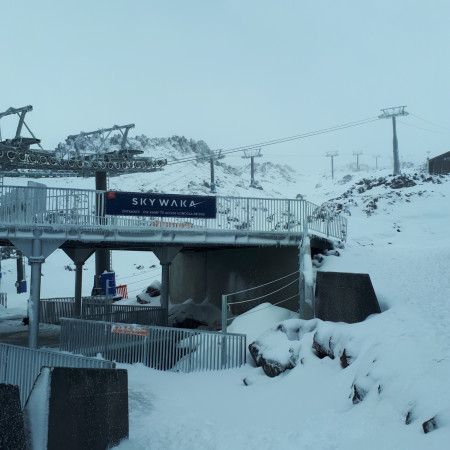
101,272,116,296
20,280,27,293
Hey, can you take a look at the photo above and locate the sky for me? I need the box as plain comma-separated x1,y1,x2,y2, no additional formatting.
2,0,450,173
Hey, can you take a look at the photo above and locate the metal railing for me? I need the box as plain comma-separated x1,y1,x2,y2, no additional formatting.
221,271,300,333
81,306,168,327
40,297,75,324
0,342,115,408
0,292,6,308
39,296,167,326
60,318,246,372
0,184,347,241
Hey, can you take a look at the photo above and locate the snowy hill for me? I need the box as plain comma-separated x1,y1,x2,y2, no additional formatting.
1,137,450,449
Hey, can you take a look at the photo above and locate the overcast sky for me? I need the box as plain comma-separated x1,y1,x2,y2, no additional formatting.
2,0,450,173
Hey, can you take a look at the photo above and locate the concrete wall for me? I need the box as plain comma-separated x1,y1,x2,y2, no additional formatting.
169,246,300,313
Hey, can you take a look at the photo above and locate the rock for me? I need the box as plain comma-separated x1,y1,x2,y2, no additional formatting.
136,296,150,305
248,322,306,377
351,383,366,404
248,342,263,366
248,342,294,377
340,349,350,368
146,286,161,297
171,317,208,329
405,410,414,425
262,359,286,378
422,416,438,434
312,332,334,359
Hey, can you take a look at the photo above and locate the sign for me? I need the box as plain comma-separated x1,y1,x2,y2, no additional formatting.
110,324,149,337
105,191,217,219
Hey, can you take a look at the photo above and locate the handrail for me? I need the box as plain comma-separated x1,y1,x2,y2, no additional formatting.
0,184,347,241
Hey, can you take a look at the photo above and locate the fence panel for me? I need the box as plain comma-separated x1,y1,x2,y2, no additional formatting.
81,306,167,327
40,297,75,324
60,318,246,372
0,342,115,408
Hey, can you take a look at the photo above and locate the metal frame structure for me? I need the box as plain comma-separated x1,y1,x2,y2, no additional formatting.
0,105,167,175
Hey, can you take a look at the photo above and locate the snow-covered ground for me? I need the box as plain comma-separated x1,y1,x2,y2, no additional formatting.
1,142,449,449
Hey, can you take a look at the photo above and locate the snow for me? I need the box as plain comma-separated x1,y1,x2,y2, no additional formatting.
1,142,450,449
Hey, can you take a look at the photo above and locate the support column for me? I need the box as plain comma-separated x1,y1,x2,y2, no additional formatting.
16,252,24,294
392,116,401,176
160,262,170,310
28,233,44,349
153,246,182,324
94,171,110,294
63,248,95,317
10,235,66,349
74,262,83,316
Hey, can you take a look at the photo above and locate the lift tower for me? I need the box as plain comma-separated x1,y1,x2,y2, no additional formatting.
379,106,409,176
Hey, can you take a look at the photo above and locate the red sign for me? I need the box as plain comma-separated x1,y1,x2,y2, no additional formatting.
110,324,148,336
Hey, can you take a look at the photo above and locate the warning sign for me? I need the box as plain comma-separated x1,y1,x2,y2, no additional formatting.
110,324,149,337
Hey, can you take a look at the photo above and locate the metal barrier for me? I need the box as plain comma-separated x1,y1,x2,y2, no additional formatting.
0,342,115,408
81,306,167,327
60,318,246,372
39,297,167,326
0,184,347,241
40,297,75,324
0,292,6,308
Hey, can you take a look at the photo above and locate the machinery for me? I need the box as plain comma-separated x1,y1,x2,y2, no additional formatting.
0,105,167,176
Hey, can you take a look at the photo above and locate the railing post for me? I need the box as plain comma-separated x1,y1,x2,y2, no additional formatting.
221,294,227,333
246,198,250,230
287,200,291,232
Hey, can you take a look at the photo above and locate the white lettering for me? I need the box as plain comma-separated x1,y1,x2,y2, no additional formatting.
132,198,138,205
140,198,147,206
159,199,169,206
171,200,178,207
189,201,197,207
181,200,187,207
149,199,156,206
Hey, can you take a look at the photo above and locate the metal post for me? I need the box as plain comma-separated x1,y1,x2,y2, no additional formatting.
210,158,216,193
160,262,170,311
326,151,338,179
298,243,305,319
28,231,44,349
94,171,110,295
392,116,400,175
221,294,227,333
16,252,24,294
246,198,250,230
74,262,83,316
378,106,408,176
250,156,255,187
287,200,291,231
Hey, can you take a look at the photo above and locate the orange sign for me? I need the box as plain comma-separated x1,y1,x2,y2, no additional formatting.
110,324,148,336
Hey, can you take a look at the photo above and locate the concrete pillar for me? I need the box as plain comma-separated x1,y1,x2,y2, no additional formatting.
63,248,95,316
160,262,170,310
153,247,182,323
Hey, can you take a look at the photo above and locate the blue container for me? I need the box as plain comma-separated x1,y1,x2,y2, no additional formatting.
20,280,27,293
101,272,116,296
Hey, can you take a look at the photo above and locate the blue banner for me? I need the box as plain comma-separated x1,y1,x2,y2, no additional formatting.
105,191,217,219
